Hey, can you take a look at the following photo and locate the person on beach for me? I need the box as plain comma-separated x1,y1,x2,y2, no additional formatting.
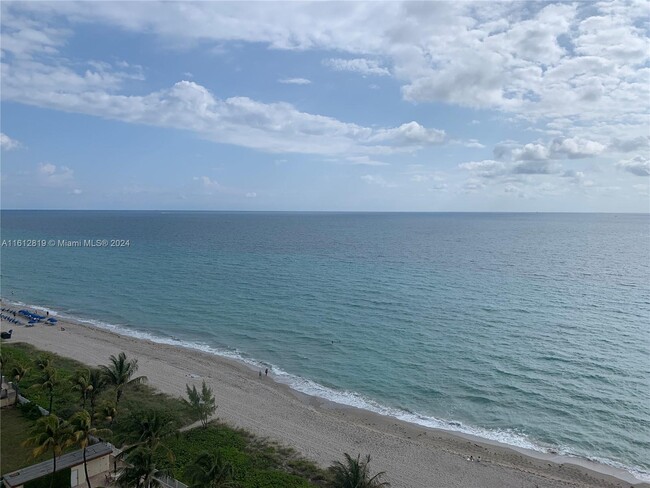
259,370,262,378
265,368,268,376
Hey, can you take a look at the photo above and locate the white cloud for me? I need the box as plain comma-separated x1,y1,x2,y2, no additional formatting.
1,1,648,178
464,139,485,149
0,133,20,150
609,136,650,153
459,160,507,178
278,77,311,85
371,121,446,145
324,58,390,76
193,175,221,190
549,138,606,159
495,137,606,161
6,1,646,126
1,31,446,158
37,163,74,187
512,143,550,162
460,158,561,178
245,192,257,198
345,155,389,166
617,156,650,177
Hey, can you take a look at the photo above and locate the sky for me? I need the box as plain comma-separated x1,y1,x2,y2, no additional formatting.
1,1,649,212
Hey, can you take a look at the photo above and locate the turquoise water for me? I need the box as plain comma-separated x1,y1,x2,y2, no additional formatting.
1,211,649,479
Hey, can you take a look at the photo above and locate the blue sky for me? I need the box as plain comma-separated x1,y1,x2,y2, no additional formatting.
1,1,648,212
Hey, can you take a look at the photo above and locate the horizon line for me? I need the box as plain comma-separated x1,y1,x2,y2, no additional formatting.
1,209,649,215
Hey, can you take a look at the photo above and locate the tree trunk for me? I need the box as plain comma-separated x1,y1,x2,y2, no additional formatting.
49,390,53,413
14,384,20,406
49,449,57,488
83,446,92,488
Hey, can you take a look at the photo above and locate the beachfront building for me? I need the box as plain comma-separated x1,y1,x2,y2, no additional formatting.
2,443,113,488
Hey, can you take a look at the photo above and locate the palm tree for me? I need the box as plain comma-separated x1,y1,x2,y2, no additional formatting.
184,380,217,428
31,367,59,413
185,451,235,488
72,369,93,409
96,402,118,426
11,362,29,406
35,354,52,372
88,368,106,419
329,453,390,488
119,410,176,462
69,410,112,488
117,447,169,488
100,352,147,407
23,414,71,488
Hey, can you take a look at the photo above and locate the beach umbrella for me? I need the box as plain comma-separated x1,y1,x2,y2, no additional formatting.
47,318,58,323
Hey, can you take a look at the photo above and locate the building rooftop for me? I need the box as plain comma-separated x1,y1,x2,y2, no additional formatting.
2,442,112,487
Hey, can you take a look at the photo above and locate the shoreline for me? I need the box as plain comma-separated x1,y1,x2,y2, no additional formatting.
1,298,647,488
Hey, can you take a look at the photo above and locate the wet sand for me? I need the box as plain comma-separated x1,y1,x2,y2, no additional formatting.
1,303,646,488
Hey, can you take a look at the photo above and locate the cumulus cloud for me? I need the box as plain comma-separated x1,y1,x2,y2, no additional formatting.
278,77,311,85
495,137,606,161
323,58,390,76
617,156,650,177
0,133,20,150
549,138,606,159
6,1,647,127
1,0,648,183
1,64,446,156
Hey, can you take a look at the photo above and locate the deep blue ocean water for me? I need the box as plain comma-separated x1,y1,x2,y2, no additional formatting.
1,211,649,479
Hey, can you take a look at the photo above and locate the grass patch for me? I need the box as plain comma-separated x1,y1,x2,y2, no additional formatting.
0,407,51,474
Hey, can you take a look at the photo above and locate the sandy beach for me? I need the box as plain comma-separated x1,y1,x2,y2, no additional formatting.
1,304,646,488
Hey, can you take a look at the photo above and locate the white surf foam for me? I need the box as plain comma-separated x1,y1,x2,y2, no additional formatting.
4,298,649,482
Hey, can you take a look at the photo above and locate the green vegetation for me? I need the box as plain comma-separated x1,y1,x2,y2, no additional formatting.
69,410,112,488
23,414,70,488
1,342,390,487
100,352,147,408
329,453,389,488
0,407,50,473
158,422,329,487
184,379,217,428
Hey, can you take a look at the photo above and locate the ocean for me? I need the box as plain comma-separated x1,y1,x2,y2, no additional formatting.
1,211,648,480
